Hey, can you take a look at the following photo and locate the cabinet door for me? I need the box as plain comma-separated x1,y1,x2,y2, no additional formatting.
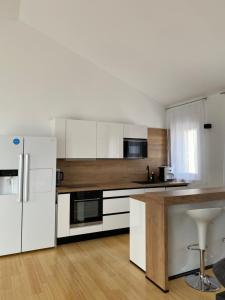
144,187,166,193
51,119,66,158
97,122,124,158
103,188,145,198
57,194,70,238
102,213,129,231
103,197,129,214
165,186,187,191
129,198,146,271
124,124,147,139
70,223,103,236
66,120,97,158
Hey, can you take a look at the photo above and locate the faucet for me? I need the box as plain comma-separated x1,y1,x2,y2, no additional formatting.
146,165,150,181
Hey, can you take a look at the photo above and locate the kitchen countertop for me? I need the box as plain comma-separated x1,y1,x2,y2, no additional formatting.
130,187,225,204
56,181,188,194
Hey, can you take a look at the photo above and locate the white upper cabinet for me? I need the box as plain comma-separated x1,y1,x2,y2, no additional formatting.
52,119,148,159
97,122,124,158
66,120,97,158
51,119,66,158
124,124,148,139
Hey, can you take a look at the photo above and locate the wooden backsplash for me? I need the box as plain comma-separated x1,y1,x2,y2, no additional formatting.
57,128,168,185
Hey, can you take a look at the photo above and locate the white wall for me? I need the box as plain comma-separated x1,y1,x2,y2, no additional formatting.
0,0,19,19
206,93,225,187
0,20,165,136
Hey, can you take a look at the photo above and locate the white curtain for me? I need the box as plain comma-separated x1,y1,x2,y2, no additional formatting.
167,101,205,183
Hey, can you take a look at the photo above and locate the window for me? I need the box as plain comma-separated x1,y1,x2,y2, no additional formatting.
184,128,198,176
167,101,205,183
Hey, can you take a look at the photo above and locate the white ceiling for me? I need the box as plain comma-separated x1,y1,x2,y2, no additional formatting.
18,0,225,104
0,0,20,19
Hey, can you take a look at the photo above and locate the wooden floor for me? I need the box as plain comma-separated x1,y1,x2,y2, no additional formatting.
0,234,222,300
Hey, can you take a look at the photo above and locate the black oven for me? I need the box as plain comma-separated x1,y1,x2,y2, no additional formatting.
123,138,148,159
70,190,103,227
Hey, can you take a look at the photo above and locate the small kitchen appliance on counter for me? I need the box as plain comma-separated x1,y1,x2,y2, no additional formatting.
56,169,64,186
159,166,175,182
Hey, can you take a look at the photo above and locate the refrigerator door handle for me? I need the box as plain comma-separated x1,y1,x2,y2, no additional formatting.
24,154,30,202
18,154,23,202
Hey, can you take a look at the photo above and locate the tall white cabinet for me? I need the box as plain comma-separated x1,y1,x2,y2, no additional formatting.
97,122,124,158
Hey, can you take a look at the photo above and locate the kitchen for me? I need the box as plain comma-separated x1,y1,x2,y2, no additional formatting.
53,120,187,243
1,1,225,299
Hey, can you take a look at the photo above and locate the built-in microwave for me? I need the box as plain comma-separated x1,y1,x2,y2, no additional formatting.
123,138,148,159
70,190,103,228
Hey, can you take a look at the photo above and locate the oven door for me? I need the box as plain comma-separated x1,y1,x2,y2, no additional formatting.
124,138,147,159
70,193,103,227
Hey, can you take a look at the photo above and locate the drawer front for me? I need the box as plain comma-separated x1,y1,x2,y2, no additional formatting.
144,187,166,193
103,197,129,214
57,194,70,238
165,186,187,191
103,189,145,198
103,213,129,231
70,223,103,236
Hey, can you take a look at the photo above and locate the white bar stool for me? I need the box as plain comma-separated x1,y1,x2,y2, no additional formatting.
185,207,222,292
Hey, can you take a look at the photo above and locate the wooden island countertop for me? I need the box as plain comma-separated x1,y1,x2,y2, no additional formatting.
130,187,225,292
131,187,225,205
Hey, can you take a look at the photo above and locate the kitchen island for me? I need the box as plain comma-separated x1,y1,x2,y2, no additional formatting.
130,188,225,292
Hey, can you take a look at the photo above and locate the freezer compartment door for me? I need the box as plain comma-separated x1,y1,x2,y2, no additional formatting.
0,195,22,255
22,137,56,252
0,136,23,169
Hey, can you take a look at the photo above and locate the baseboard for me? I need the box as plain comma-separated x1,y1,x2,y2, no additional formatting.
57,228,129,245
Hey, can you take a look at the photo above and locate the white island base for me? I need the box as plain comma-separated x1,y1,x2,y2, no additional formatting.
130,198,225,277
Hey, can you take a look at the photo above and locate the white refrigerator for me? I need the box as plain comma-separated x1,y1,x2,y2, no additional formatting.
0,136,56,256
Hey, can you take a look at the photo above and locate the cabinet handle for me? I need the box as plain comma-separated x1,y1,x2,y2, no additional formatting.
18,154,23,202
24,154,29,202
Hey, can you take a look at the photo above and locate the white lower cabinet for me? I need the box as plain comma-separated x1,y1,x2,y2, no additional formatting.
144,187,166,193
57,187,187,239
70,224,103,236
129,198,146,271
103,197,129,214
103,188,145,198
103,213,129,231
165,186,187,191
57,194,70,238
